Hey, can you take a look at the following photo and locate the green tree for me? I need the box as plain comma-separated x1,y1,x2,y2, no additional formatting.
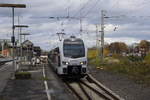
139,40,150,52
109,42,128,54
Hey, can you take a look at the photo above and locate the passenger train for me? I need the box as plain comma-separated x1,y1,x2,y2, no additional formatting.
48,36,87,78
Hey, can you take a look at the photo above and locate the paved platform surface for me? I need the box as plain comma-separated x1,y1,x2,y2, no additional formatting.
45,64,76,100
0,62,76,100
0,62,13,93
0,63,47,100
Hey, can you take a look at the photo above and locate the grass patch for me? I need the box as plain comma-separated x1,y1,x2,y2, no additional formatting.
89,58,150,85
39,77,49,81
88,50,150,85
0,98,5,100
15,71,31,79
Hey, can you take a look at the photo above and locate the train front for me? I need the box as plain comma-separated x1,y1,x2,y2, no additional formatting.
60,36,87,78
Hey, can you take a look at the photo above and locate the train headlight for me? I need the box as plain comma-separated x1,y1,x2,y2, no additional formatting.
80,61,86,65
66,62,69,65
62,61,69,65
80,62,83,65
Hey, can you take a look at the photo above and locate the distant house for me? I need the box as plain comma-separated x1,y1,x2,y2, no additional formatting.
130,43,148,57
21,40,34,61
22,40,34,49
0,39,11,57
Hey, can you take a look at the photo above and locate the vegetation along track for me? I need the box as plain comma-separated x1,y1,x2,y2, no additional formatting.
64,74,124,100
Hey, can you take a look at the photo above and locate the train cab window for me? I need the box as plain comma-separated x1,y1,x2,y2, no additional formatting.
63,41,85,58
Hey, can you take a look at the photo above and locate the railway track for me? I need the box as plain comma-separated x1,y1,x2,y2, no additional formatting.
0,59,12,66
64,74,124,100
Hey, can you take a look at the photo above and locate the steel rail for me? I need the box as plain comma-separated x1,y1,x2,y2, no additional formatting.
78,82,91,100
86,74,124,100
64,81,83,100
63,75,124,100
80,80,112,100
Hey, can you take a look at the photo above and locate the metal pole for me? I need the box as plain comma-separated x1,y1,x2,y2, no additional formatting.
20,28,22,56
2,42,4,56
101,10,104,62
24,35,25,41
96,25,99,59
12,7,15,71
96,25,98,48
24,35,25,61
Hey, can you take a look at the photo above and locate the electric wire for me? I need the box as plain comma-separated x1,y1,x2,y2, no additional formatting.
82,0,102,17
72,0,91,17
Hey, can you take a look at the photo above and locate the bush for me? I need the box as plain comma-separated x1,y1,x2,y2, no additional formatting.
104,57,120,64
101,62,150,84
88,49,98,60
144,53,150,64
112,54,122,59
88,49,150,84
128,55,143,62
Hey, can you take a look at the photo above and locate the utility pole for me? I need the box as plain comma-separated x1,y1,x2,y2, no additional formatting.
96,25,98,48
1,41,4,56
95,25,99,59
100,10,105,62
56,22,66,41
20,33,30,62
0,4,26,73
79,0,83,35
14,25,28,65
80,18,83,34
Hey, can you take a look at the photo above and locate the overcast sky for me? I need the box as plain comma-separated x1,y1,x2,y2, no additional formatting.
0,0,150,50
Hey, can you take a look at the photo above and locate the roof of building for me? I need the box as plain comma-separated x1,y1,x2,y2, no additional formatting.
22,40,33,47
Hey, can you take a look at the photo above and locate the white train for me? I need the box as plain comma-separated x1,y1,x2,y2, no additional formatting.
48,36,87,78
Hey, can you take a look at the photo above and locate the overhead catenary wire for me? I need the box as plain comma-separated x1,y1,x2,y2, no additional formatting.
63,0,103,35
82,0,102,17
72,0,91,17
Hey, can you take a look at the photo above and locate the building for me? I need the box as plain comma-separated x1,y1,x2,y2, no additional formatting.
21,40,34,61
0,39,12,57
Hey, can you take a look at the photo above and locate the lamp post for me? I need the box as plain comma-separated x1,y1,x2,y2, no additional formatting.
0,4,26,73
14,25,28,64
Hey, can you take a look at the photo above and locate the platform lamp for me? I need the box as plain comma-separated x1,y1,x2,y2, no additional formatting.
0,4,26,73
14,25,29,64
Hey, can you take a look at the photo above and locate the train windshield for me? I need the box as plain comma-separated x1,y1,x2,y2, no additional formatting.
63,42,85,58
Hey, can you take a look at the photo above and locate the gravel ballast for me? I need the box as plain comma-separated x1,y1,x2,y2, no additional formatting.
88,66,150,100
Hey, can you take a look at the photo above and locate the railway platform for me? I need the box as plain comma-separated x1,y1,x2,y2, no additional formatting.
0,62,75,100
